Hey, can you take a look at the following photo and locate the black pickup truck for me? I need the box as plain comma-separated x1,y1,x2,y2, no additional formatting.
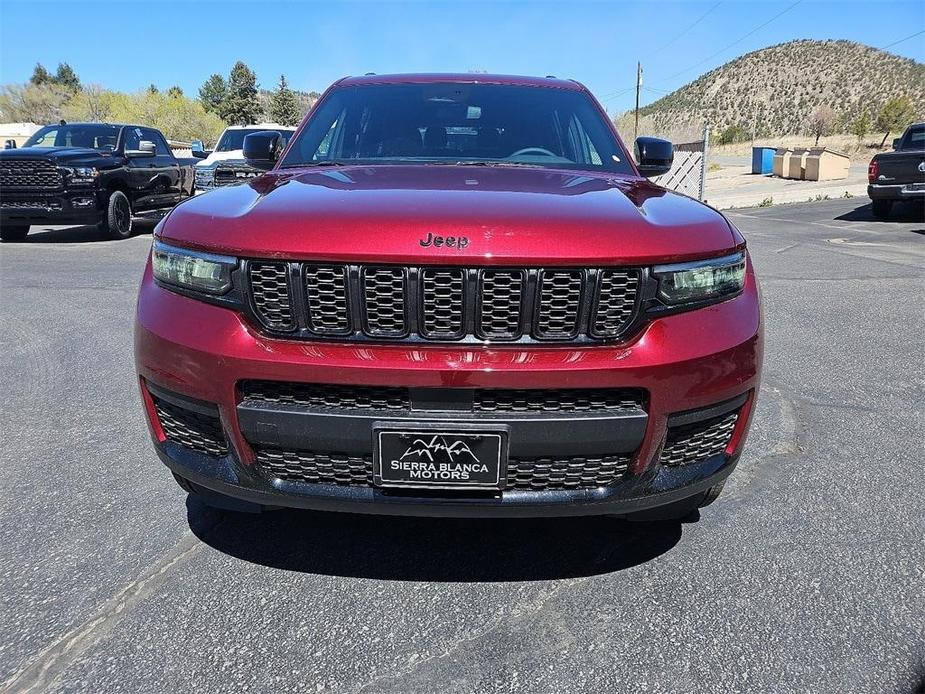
867,122,925,219
0,122,196,241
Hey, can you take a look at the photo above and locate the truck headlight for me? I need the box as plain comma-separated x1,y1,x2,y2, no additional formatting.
652,252,746,305
63,166,99,185
152,240,236,295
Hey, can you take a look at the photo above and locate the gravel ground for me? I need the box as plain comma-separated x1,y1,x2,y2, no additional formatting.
0,199,923,693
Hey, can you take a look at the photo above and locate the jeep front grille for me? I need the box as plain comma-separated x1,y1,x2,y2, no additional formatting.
0,159,63,189
254,447,630,490
244,262,642,343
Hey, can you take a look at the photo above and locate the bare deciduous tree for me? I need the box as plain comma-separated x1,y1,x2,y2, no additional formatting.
807,105,836,146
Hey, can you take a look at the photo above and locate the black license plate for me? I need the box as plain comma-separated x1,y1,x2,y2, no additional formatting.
375,428,506,490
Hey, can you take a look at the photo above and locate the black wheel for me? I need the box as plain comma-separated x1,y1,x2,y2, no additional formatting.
0,224,29,242
698,480,725,508
871,199,892,219
102,190,133,239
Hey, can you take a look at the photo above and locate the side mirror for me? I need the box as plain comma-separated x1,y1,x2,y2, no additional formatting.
4,139,16,149
126,141,156,158
634,137,674,178
191,140,210,158
243,131,282,170
892,137,902,150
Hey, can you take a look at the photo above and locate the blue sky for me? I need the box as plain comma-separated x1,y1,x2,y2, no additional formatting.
0,0,922,113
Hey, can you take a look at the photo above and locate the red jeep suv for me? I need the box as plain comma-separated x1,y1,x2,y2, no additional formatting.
134,74,762,519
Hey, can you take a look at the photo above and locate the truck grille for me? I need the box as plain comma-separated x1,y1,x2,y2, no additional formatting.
240,381,644,414
660,411,738,467
0,159,63,189
254,448,630,490
213,162,261,187
244,262,641,343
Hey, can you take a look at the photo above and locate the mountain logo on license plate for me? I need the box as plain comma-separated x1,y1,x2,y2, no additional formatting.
376,430,504,489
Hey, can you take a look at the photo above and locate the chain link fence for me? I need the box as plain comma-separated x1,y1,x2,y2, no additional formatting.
651,127,710,200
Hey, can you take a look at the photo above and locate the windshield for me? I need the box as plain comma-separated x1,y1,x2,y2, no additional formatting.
24,124,120,151
280,83,633,174
216,128,293,152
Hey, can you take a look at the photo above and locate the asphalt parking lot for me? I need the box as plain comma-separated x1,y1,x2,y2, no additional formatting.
1,198,923,693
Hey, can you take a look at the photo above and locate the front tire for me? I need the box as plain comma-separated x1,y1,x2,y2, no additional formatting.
101,190,133,239
871,199,892,219
0,224,29,242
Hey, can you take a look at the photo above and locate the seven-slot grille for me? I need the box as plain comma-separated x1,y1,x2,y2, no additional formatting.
0,159,63,189
245,263,642,343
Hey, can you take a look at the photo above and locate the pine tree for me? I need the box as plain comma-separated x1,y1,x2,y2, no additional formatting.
54,62,81,91
167,85,184,98
876,96,915,147
268,74,302,126
198,74,226,115
30,63,52,85
221,61,261,125
850,111,871,143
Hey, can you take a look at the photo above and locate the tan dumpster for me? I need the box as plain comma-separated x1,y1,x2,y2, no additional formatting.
804,147,850,181
787,148,810,179
772,148,792,178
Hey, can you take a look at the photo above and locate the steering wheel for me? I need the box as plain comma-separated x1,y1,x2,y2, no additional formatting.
509,147,558,158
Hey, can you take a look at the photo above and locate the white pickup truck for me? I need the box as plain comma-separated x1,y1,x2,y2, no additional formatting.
192,123,296,191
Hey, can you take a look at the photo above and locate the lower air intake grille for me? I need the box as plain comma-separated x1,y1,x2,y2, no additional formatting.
152,396,228,456
241,381,411,410
473,388,643,413
660,411,738,467
505,454,630,489
257,449,372,486
240,381,644,414
254,448,630,490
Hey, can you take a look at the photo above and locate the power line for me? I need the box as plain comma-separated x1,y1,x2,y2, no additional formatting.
880,29,925,51
652,0,804,84
647,1,723,56
599,86,637,102
601,2,722,102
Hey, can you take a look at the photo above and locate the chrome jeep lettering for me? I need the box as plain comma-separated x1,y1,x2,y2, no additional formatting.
420,233,469,250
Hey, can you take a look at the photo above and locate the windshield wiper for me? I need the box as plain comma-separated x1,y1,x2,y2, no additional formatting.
428,160,535,167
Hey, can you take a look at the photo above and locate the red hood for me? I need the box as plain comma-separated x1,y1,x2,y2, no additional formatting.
160,165,737,265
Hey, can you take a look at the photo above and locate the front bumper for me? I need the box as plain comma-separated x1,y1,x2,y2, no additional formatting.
135,262,763,517
0,188,104,225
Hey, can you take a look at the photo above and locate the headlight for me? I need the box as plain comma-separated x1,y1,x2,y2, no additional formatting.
152,240,236,295
63,166,99,185
652,252,746,305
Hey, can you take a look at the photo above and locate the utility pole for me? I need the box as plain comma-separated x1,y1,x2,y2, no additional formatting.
634,61,642,141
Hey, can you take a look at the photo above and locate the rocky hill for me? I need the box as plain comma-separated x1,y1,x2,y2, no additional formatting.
636,40,924,138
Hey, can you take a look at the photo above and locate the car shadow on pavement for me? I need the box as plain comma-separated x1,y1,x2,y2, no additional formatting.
186,498,686,582
835,201,925,227
12,220,158,244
